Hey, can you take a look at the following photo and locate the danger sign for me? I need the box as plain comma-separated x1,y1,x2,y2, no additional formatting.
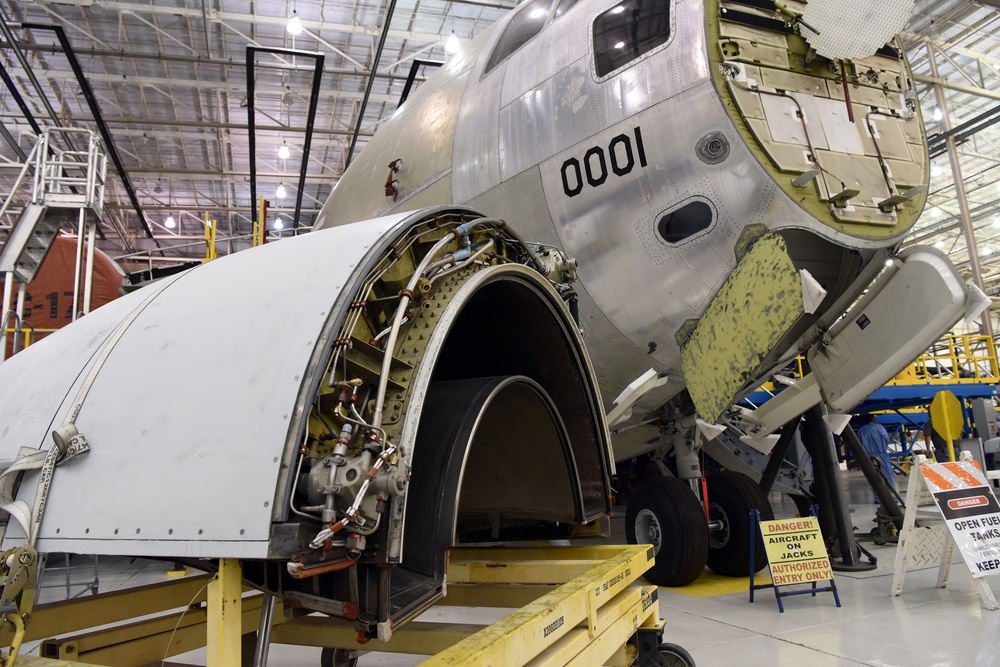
923,462,1000,578
759,517,833,586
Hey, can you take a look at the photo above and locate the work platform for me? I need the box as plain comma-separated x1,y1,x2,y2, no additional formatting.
0,545,689,667
5,478,1000,666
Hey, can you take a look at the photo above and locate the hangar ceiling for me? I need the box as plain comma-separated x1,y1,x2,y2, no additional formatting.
0,0,999,299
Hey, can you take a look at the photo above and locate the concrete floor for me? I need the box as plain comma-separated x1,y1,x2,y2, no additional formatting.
22,468,1000,666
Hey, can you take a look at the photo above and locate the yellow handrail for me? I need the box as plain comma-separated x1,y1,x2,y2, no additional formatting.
888,334,999,386
2,327,59,351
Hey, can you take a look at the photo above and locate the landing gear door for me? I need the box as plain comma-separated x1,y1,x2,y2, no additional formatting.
807,247,972,413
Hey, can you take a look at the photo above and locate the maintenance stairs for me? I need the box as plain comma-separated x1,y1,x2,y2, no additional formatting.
0,128,107,283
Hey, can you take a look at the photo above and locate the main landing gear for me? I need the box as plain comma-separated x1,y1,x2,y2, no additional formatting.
626,470,772,586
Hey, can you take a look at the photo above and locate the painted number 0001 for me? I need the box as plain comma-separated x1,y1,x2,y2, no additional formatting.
560,127,647,198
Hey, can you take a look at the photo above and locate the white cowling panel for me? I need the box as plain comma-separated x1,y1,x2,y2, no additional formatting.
0,211,414,558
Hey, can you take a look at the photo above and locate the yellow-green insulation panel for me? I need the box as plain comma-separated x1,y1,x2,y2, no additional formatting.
680,233,804,422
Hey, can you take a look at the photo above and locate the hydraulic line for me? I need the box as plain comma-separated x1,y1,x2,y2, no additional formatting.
426,240,495,282
371,219,500,428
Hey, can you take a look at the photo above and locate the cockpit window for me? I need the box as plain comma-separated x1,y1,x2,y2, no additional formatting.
593,0,671,78
484,0,555,74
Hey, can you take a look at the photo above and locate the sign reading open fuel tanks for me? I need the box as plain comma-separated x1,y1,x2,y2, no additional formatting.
759,517,833,586
923,461,1000,578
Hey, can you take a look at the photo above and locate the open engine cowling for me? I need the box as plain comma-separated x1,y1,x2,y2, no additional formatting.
0,206,613,638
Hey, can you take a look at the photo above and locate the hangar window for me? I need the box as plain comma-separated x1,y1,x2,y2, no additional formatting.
484,0,555,74
593,0,671,77
657,200,714,244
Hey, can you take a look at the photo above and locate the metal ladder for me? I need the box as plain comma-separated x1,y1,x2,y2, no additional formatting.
0,128,108,360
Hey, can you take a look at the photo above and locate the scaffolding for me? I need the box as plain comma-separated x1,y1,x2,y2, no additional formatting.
0,127,107,361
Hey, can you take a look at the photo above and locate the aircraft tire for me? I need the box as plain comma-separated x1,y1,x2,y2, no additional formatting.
705,470,773,577
320,648,358,667
626,476,708,586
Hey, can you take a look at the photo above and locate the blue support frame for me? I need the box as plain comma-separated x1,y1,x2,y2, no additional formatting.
745,381,998,465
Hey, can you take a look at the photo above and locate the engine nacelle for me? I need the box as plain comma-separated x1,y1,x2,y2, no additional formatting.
0,206,613,639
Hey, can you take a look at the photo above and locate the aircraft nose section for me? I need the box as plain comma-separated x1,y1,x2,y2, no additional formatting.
710,0,927,239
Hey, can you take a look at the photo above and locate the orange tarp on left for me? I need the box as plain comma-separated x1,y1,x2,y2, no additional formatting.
4,236,123,357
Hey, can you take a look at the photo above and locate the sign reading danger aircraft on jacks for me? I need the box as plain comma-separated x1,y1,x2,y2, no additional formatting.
923,461,1000,578
759,517,833,586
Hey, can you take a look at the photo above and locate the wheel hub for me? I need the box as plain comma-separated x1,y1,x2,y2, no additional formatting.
635,508,663,554
708,502,731,549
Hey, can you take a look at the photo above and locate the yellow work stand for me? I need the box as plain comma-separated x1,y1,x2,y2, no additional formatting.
1,544,689,667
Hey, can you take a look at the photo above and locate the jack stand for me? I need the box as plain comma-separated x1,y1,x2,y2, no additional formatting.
804,406,876,572
869,504,900,545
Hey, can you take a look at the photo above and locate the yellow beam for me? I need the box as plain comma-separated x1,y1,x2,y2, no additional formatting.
0,576,213,646
207,559,242,667
442,584,551,608
447,561,601,585
15,657,99,666
420,545,652,666
270,617,481,656
39,596,267,666
527,586,658,667
450,545,638,561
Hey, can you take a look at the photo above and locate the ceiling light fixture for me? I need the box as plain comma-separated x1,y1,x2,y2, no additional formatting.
282,89,295,105
446,31,460,54
276,183,287,199
983,247,993,257
275,217,285,230
934,241,945,249
931,163,943,178
278,143,290,160
932,106,943,122
165,215,176,229
287,13,303,36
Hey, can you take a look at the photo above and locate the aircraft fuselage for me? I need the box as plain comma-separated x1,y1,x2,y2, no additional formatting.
317,0,928,458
